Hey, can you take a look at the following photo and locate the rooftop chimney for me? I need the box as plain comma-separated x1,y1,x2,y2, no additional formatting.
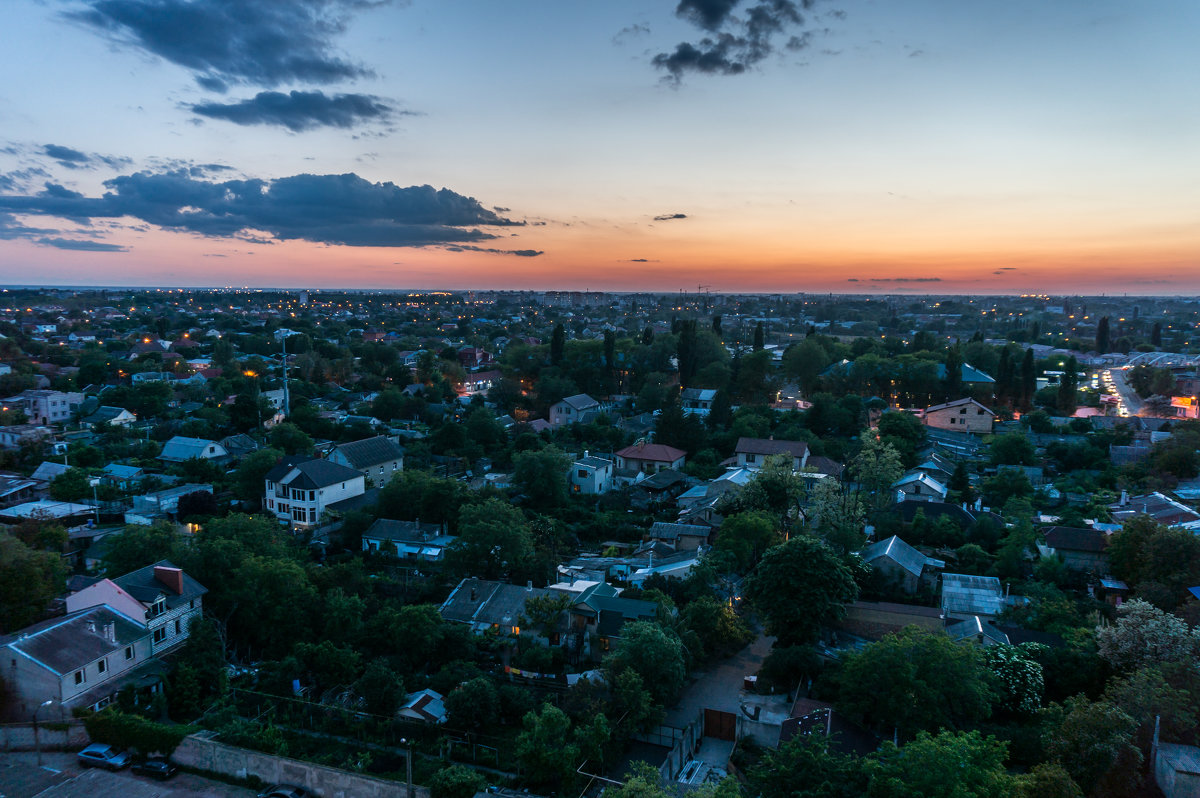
104,622,115,642
154,565,184,595
526,580,533,592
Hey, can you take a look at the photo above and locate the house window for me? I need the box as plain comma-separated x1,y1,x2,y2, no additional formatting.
308,490,315,501
75,669,86,685
125,645,135,660
175,619,182,634
97,658,107,674
745,454,756,463
308,508,316,522
149,597,166,618
577,469,588,478
153,628,167,644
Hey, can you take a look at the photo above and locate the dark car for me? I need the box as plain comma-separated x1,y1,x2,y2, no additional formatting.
257,786,309,798
77,743,131,771
131,757,178,780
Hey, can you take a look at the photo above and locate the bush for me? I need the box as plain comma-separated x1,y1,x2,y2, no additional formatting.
429,765,487,798
82,707,194,756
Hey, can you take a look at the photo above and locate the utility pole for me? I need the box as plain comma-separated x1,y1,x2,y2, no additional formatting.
280,334,290,418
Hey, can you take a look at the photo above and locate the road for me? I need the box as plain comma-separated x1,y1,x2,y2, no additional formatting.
665,633,775,728
1105,368,1146,417
0,752,256,798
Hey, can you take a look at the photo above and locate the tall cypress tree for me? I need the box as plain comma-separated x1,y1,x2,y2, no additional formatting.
753,322,765,351
1096,316,1111,353
1152,322,1163,348
1020,349,1036,409
550,323,565,366
996,348,1012,405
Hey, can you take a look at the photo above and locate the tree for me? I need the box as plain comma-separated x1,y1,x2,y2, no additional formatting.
851,438,903,514
551,324,566,366
1020,349,1036,409
233,447,283,505
1095,598,1198,670
446,499,534,580
169,616,228,720
679,596,753,661
520,593,571,638
269,422,314,455
807,477,866,554
866,730,1014,798
515,703,579,790
429,765,487,798
1151,322,1162,348
0,535,67,633
782,338,833,393
177,489,218,520
604,620,687,705
1042,696,1141,797
1106,515,1200,609
749,733,868,798
753,321,765,351
49,467,91,501
989,432,1036,466
1016,764,1082,798
1095,316,1110,353
714,511,780,571
839,627,994,738
102,522,181,576
744,536,858,646
984,643,1046,715
876,411,925,468
445,677,500,731
512,446,570,508
354,658,404,717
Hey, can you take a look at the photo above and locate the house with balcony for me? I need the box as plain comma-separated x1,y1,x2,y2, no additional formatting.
3,390,83,425
264,456,366,529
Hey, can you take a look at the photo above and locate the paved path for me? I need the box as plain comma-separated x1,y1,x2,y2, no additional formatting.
0,752,256,798
664,633,775,728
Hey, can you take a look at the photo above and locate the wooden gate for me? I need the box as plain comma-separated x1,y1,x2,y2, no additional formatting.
704,708,737,741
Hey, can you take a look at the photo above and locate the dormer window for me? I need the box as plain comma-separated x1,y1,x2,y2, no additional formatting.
149,596,167,618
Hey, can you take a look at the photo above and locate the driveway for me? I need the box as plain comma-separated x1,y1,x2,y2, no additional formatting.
0,752,257,798
665,633,775,728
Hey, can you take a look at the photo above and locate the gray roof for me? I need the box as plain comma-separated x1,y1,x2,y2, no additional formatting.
363,518,448,544
558,394,600,411
2,605,145,676
102,463,144,479
83,406,131,424
31,461,71,482
736,437,809,457
861,535,941,578
268,457,363,490
159,436,226,462
945,615,1010,645
941,573,1004,617
575,456,613,469
648,521,710,541
439,578,553,627
333,436,404,469
112,559,207,609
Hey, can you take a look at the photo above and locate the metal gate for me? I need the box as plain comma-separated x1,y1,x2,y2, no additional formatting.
704,708,737,741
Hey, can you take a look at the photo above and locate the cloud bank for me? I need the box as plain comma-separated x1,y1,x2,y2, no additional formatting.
191,90,397,131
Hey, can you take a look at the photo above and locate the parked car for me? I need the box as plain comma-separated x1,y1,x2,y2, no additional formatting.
131,757,177,780
257,786,309,798
77,743,131,771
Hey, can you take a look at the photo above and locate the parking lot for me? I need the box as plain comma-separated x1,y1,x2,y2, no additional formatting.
0,752,257,798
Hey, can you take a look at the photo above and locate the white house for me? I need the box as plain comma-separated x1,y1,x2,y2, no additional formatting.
158,436,229,463
569,454,614,495
3,390,83,425
327,436,404,488
550,394,601,428
680,388,718,416
361,518,454,560
264,456,366,528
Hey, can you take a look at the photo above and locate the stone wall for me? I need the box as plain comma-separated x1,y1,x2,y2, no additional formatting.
0,721,90,751
173,731,428,798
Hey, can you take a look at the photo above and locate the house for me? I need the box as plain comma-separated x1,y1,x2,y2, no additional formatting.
31,461,71,485
361,518,454,560
680,388,718,416
923,398,995,434
457,347,494,370
945,615,1010,647
1110,492,1200,529
569,454,614,495
101,463,145,491
552,581,658,657
1039,526,1109,573
0,476,38,508
461,370,502,396
81,406,136,428
860,535,944,594
67,561,206,656
327,436,404,488
550,394,601,427
735,437,809,470
264,456,366,529
0,605,157,720
126,484,212,524
0,424,54,449
3,390,83,425
220,433,262,460
892,472,949,503
398,689,447,723
941,573,1005,620
158,436,229,464
615,442,687,474
439,577,555,637
646,521,710,552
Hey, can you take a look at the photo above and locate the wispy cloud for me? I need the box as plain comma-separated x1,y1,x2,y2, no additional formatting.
191,90,401,131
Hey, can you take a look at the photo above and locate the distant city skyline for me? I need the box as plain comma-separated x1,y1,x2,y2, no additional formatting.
1,1,1197,293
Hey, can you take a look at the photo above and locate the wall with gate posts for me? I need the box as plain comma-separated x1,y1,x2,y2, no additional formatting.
0,721,89,751
173,731,428,798
632,713,703,783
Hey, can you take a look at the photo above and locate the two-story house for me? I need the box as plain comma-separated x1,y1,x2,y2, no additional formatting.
680,388,718,417
3,390,83,425
615,442,687,474
569,454,614,495
735,437,809,470
327,436,404,488
264,456,366,528
549,394,601,428
66,561,207,656
1,605,153,720
923,398,995,434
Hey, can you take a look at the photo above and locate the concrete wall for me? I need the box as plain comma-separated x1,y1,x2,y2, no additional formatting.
0,721,89,751
174,732,428,798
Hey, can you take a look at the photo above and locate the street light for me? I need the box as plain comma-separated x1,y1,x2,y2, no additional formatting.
88,477,101,525
401,737,414,798
34,698,54,766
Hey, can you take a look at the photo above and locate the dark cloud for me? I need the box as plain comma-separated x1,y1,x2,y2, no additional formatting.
445,245,543,257
845,278,858,281
867,277,942,283
653,212,688,221
0,170,524,249
68,0,387,89
653,0,818,82
37,237,128,252
44,144,90,167
191,90,397,131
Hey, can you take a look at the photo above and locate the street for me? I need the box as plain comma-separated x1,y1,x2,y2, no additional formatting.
0,752,257,798
1104,368,1146,417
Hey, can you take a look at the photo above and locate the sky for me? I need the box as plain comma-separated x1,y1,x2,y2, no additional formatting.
0,0,1197,294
